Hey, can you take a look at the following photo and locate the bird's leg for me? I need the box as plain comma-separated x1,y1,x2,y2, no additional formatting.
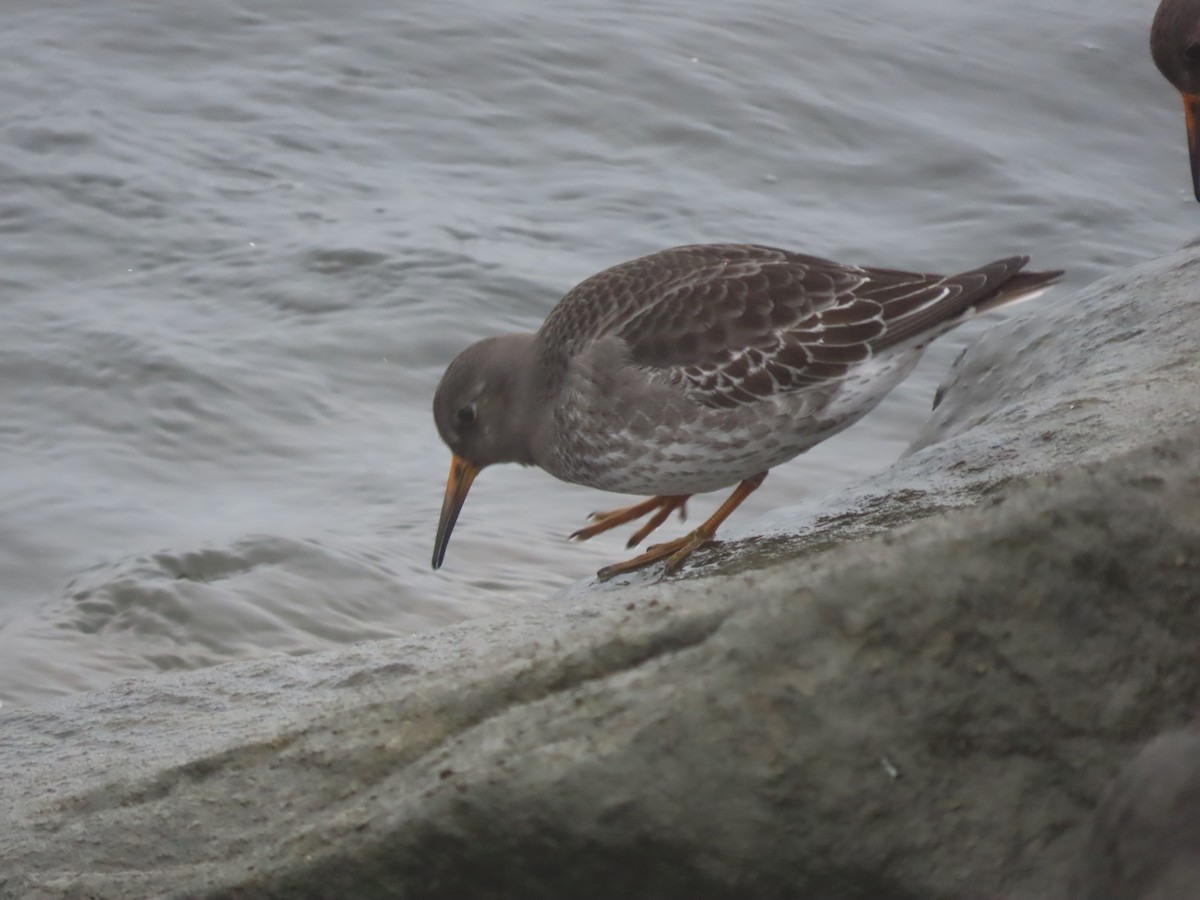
622,496,691,548
596,472,767,581
570,495,689,547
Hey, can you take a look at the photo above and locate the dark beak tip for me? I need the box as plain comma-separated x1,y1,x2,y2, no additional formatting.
431,527,454,571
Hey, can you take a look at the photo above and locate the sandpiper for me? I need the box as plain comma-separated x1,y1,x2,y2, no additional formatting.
432,243,1061,579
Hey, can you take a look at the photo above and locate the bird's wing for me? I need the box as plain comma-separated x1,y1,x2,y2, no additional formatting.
537,243,1032,410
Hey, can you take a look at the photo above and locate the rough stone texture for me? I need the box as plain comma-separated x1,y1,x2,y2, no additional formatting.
2,245,1200,900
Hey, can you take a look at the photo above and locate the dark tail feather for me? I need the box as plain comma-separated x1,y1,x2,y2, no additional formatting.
971,257,1064,315
871,256,1063,349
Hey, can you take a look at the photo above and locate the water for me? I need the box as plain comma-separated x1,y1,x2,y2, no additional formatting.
0,0,1189,710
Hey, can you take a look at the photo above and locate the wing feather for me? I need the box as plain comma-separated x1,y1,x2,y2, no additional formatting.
536,244,1054,410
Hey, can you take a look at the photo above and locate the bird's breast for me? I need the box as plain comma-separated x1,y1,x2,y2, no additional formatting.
532,342,925,497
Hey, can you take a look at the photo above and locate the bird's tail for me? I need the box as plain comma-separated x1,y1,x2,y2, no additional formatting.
865,256,1064,351
969,257,1064,316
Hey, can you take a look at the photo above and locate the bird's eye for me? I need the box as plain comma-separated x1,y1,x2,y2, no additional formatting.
456,404,477,427
1186,41,1200,63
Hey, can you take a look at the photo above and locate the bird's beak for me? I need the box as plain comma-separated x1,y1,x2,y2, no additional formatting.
1184,93,1200,202
432,454,480,569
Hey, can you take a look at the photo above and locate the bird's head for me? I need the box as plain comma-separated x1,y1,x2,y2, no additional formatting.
430,334,538,569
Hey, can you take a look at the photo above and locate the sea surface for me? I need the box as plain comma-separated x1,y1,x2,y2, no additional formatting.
0,0,1190,710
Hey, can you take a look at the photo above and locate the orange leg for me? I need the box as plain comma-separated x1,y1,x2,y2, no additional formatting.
570,495,690,548
596,472,768,581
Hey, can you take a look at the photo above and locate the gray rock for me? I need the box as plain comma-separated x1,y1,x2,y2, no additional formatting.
2,244,1200,899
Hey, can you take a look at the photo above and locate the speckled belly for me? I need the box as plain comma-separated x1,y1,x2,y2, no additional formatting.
537,348,925,496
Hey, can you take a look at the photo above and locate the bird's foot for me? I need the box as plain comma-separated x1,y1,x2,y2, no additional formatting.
569,495,689,548
595,528,714,581
592,472,768,581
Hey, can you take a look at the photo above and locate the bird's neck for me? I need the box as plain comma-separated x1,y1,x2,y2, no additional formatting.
492,332,544,467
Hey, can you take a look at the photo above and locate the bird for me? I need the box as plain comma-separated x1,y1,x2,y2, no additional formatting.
431,243,1062,580
1152,0,1200,200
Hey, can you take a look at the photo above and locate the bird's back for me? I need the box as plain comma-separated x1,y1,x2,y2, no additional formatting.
536,243,1060,411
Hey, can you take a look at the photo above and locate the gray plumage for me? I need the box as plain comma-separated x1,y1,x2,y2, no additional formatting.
432,243,1062,572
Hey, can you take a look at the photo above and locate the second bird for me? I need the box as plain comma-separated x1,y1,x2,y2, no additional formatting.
1152,0,1200,200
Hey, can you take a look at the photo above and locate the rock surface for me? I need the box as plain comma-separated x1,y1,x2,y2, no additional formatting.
2,244,1200,900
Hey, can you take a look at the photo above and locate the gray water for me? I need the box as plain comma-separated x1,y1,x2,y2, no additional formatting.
0,0,1190,710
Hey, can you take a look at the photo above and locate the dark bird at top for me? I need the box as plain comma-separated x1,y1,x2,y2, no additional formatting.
1153,0,1200,200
